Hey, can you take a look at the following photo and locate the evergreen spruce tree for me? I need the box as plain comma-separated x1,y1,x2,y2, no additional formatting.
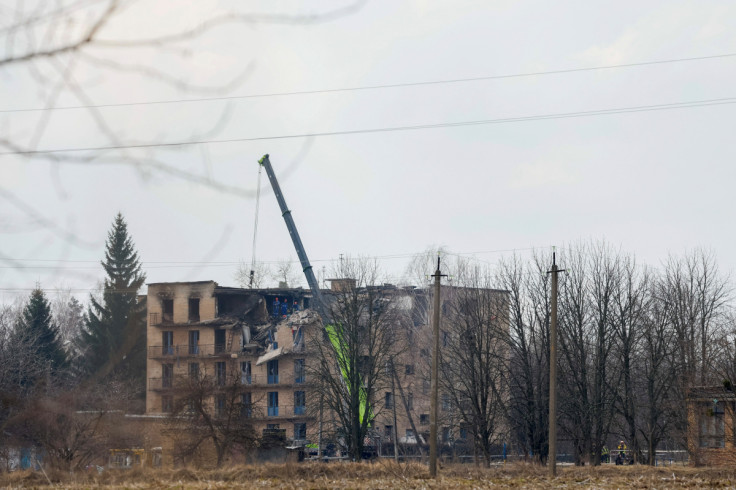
80,213,146,386
16,287,68,380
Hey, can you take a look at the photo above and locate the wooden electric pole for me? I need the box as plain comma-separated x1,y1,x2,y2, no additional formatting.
429,255,446,478
548,248,564,477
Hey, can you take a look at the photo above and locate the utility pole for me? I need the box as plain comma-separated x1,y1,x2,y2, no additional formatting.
429,255,446,478
547,247,565,477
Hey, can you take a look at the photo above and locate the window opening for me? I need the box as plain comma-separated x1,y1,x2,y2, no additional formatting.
162,299,174,323
214,329,226,353
188,298,200,323
241,361,252,384
294,422,307,440
294,391,306,415
162,331,173,355
215,361,226,386
241,392,252,417
162,395,173,413
294,359,305,384
268,391,279,416
385,392,393,409
188,362,199,380
162,363,174,388
267,359,279,384
188,330,200,355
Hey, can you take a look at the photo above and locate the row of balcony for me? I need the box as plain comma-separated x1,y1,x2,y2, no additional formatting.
149,312,200,326
148,344,231,359
163,400,309,420
149,373,306,390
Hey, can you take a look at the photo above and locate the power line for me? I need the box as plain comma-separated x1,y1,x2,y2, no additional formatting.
0,246,544,268
3,96,735,156
2,52,735,114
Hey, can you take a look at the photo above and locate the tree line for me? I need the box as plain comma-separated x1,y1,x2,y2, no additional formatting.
0,213,146,471
498,242,731,465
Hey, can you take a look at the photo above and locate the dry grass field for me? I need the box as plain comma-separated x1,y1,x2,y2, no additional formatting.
3,461,736,489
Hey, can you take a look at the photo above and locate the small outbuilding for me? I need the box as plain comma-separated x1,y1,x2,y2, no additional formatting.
687,385,736,465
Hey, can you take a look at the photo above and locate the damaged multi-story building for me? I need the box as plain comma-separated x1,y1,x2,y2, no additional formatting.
146,281,319,446
145,279,509,461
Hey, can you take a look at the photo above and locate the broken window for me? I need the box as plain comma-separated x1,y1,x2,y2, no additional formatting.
162,299,174,323
294,359,305,384
162,331,174,355
268,391,279,417
188,298,200,323
215,362,226,386
188,362,199,380
420,414,429,425
188,330,200,355
294,422,307,440
384,425,393,439
405,364,415,375
294,391,306,415
241,361,252,384
267,360,279,384
214,329,226,353
162,363,174,388
385,392,393,409
405,429,414,439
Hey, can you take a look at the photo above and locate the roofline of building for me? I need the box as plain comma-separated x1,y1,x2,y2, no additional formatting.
147,280,217,287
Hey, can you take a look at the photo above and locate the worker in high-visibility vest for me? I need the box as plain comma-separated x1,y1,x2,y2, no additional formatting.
602,446,610,464
616,440,627,464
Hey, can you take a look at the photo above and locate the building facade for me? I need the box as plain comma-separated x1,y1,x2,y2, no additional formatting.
146,281,316,446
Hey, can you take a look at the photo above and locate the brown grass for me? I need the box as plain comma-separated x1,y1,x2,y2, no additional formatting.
3,461,736,489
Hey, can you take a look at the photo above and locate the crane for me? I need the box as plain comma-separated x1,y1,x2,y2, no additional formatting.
257,154,327,318
257,154,370,426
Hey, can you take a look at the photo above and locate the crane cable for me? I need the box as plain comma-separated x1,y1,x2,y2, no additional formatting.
249,163,263,288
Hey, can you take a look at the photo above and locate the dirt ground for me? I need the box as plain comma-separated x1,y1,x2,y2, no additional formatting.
3,461,736,489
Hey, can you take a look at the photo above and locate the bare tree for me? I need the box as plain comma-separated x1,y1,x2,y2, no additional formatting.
556,242,619,466
610,254,650,463
661,250,731,388
272,259,302,289
306,257,407,461
441,261,509,467
6,389,107,472
234,261,272,289
166,360,259,468
0,0,366,275
637,280,680,464
498,253,550,463
51,289,84,352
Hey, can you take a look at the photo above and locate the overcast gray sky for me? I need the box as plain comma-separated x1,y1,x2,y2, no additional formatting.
1,0,735,302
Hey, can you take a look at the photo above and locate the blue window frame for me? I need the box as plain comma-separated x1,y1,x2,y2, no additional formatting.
268,391,279,416
267,360,279,384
